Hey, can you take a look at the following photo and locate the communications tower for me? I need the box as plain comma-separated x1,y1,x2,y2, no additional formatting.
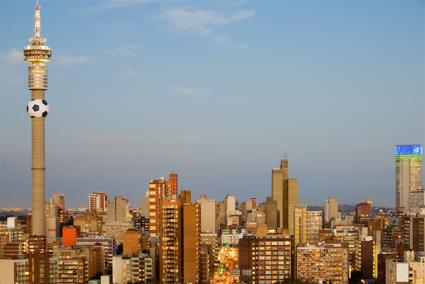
24,2,52,236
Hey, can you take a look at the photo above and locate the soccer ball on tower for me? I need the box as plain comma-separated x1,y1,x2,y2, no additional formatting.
27,99,49,118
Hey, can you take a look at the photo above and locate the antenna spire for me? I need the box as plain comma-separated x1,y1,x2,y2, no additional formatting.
35,2,41,38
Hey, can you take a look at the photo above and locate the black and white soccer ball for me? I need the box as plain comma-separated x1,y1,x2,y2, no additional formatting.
27,99,49,118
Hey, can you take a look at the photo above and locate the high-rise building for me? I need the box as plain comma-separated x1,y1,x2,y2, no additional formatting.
224,195,241,227
306,210,323,244
403,211,425,252
88,192,108,213
159,199,180,283
240,198,256,224
200,233,218,283
324,197,341,224
272,158,298,234
148,178,167,237
356,198,373,224
263,197,278,230
239,234,292,283
27,235,50,283
296,243,349,284
167,173,178,197
354,236,377,279
396,145,423,213
49,248,91,284
105,196,131,223
197,195,216,234
180,195,200,283
294,204,307,246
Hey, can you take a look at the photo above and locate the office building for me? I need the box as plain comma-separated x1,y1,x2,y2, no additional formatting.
263,197,278,230
306,210,322,244
324,197,341,224
403,211,425,252
239,233,292,283
396,145,423,213
296,243,349,284
272,158,298,234
197,195,217,234
355,236,377,279
105,196,131,223
294,205,307,246
49,248,93,284
356,198,373,224
88,192,108,213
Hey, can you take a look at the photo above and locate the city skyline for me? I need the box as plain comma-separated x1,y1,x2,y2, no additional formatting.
1,0,424,208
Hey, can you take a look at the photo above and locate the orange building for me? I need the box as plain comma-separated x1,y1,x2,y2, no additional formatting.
181,202,200,283
123,228,141,257
167,173,178,196
62,226,79,247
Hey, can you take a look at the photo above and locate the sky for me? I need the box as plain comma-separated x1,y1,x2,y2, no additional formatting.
0,0,424,209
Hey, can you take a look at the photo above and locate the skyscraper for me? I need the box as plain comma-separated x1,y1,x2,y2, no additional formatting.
324,197,341,224
272,158,298,234
396,145,423,213
24,2,52,238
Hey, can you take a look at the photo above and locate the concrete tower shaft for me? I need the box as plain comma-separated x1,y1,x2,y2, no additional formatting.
23,3,52,237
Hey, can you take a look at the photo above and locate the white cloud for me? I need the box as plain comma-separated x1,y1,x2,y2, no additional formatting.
1,49,23,65
158,8,254,48
105,44,141,57
159,9,255,35
170,85,207,97
55,55,89,66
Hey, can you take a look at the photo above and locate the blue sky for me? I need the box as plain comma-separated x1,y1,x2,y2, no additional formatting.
0,0,424,208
